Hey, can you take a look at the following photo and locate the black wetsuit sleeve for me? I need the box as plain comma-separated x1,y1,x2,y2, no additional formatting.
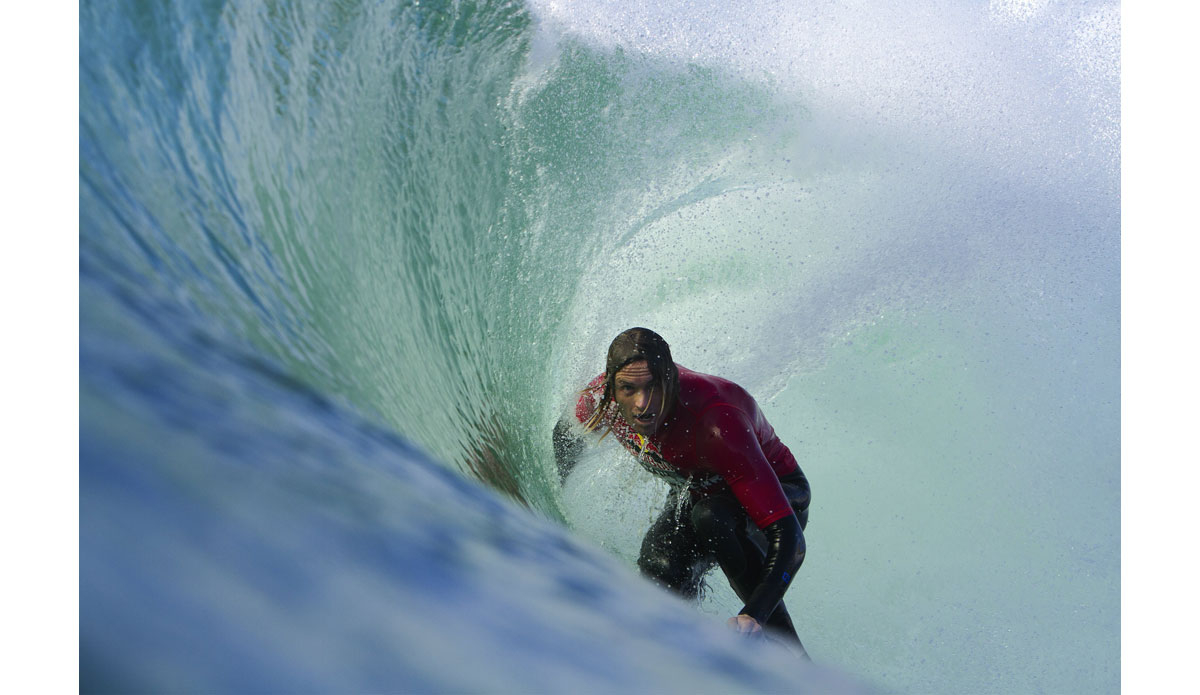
739,513,806,625
553,417,584,484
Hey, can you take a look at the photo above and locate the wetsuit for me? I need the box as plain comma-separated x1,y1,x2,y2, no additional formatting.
559,366,810,647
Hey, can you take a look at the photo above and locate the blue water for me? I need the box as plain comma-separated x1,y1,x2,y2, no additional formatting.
80,0,1119,692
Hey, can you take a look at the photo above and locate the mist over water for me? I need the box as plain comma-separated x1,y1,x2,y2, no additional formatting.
80,0,1118,691
542,1,1118,690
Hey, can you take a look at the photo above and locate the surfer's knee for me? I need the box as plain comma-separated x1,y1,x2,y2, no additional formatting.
637,548,700,599
636,549,669,581
689,497,742,539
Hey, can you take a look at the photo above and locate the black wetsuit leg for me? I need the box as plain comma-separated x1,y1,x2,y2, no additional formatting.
636,493,715,600
690,471,811,655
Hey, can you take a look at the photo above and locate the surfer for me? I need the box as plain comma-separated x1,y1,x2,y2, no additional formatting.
554,328,810,656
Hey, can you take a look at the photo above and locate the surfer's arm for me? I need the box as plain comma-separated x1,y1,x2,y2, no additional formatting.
699,406,806,626
553,417,584,483
738,513,805,626
554,375,608,483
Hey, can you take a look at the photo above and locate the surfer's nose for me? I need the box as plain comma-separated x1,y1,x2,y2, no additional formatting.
633,385,654,413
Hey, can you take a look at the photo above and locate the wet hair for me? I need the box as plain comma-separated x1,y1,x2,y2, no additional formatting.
583,327,680,435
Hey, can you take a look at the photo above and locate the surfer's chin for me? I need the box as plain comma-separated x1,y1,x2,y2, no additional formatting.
630,416,658,435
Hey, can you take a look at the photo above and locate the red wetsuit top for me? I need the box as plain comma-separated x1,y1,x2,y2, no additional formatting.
575,365,800,529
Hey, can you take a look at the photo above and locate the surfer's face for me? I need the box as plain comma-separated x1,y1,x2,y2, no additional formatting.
613,360,664,436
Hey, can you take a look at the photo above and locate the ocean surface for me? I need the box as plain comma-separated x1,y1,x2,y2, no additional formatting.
79,0,1120,692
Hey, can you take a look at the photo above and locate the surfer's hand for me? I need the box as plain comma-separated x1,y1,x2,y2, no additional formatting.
727,614,763,636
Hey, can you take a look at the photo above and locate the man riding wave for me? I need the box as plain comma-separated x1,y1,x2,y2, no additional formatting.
555,328,810,655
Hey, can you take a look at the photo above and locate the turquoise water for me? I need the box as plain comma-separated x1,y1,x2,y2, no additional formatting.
80,0,1119,691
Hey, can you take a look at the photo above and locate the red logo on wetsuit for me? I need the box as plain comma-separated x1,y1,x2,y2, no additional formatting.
617,430,722,493
580,384,722,492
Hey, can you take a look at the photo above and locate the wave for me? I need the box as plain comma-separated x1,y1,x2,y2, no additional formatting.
80,0,1120,691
